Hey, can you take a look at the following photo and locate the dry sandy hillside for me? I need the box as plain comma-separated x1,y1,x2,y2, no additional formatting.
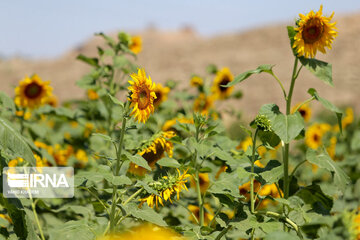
1,13,359,119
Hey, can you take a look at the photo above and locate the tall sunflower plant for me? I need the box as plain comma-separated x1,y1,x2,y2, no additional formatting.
219,4,351,238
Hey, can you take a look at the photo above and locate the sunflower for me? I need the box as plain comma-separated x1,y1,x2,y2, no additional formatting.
215,165,228,179
14,74,53,109
139,169,190,208
188,204,214,226
190,173,210,194
98,224,184,240
305,123,331,149
128,69,157,123
190,76,204,87
292,103,311,122
153,83,170,108
193,93,214,115
84,122,94,138
128,131,176,176
87,89,99,100
293,5,337,58
162,117,194,132
129,36,142,54
211,67,234,99
354,209,360,240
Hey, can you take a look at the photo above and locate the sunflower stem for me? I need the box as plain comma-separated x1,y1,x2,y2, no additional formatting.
195,169,204,226
283,57,300,199
109,101,129,232
293,96,315,113
250,129,258,214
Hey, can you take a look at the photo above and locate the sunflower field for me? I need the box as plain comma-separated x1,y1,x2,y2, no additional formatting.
1,5,360,240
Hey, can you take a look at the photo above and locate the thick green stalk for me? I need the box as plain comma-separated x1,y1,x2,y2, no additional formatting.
250,129,258,213
195,170,204,226
283,58,299,199
109,104,128,232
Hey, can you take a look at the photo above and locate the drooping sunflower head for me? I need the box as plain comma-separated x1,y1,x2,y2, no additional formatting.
211,67,234,99
129,35,142,54
193,93,214,115
153,83,170,108
128,69,157,123
14,74,53,109
293,5,337,58
128,131,176,176
139,169,190,209
292,103,312,122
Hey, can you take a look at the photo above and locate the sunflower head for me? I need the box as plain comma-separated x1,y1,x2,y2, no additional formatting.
129,36,142,54
305,123,331,149
193,93,214,115
46,95,58,107
211,67,234,99
139,169,190,208
128,131,176,176
153,83,170,108
292,103,312,122
293,5,337,58
128,69,157,123
14,74,53,109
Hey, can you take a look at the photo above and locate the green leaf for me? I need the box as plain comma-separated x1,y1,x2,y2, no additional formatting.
156,157,180,168
306,148,350,193
224,64,274,87
0,92,15,113
351,131,360,151
308,88,343,132
124,152,151,171
48,220,95,240
113,56,129,69
126,203,167,226
260,160,283,184
264,231,299,240
0,117,36,166
272,112,304,144
300,58,332,86
107,94,124,108
258,130,281,148
112,175,132,186
76,54,99,67
259,104,281,123
208,172,242,198
91,133,113,142
295,184,333,215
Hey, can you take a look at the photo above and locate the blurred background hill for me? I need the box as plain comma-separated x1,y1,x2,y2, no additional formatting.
1,1,359,117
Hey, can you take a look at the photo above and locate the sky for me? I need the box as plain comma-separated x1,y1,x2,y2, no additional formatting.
1,0,359,59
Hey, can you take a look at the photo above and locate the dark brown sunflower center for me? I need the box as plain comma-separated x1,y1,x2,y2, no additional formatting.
219,77,230,92
138,88,150,110
299,109,306,117
302,18,324,44
154,91,162,105
313,133,320,142
143,143,165,167
24,82,43,99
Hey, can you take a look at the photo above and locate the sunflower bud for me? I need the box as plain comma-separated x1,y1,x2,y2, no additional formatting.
255,114,271,131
